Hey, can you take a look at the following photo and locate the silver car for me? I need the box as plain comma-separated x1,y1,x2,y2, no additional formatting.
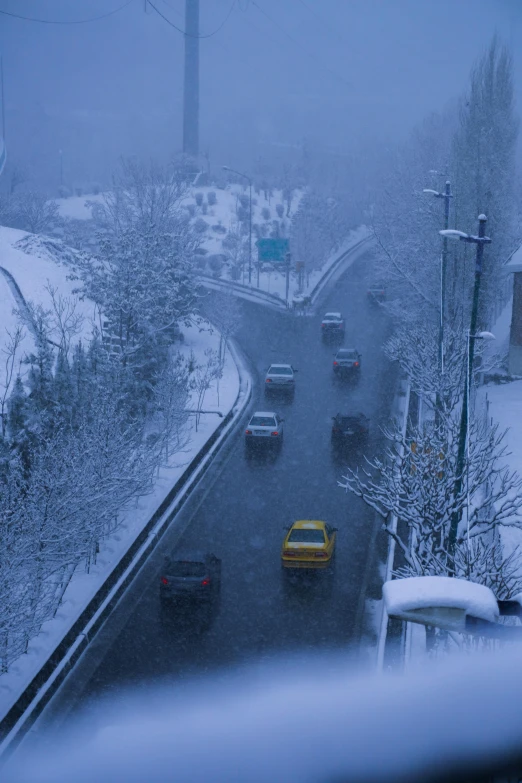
333,347,361,375
245,411,285,449
264,363,297,395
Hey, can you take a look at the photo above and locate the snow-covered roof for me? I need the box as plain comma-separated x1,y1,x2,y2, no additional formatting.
251,411,277,417
383,576,499,624
505,243,522,274
268,364,292,369
293,520,325,529
324,312,342,319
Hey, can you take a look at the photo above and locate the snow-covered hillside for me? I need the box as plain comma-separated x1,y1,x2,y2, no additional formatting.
0,226,98,389
56,184,301,264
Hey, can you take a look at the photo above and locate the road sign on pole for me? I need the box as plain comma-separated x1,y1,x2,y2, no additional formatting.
256,238,290,263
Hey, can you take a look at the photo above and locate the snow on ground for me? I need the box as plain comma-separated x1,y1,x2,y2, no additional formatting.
479,378,522,560
0,320,240,723
55,194,103,220
0,271,35,386
0,226,98,390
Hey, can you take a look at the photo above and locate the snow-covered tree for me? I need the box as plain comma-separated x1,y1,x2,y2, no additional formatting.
152,353,191,462
200,289,243,367
340,412,522,592
75,226,198,367
450,37,519,326
371,106,457,329
7,192,61,235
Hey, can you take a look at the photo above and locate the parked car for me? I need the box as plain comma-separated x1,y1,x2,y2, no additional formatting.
281,520,337,571
321,312,345,339
333,347,361,376
367,284,386,304
160,551,221,607
245,411,284,449
331,412,370,444
264,364,297,395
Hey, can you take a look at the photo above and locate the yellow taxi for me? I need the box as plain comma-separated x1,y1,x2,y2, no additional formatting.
281,520,337,570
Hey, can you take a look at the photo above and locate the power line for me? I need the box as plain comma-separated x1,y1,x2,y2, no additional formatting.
0,0,134,25
294,0,348,48
147,0,237,38
250,1,351,89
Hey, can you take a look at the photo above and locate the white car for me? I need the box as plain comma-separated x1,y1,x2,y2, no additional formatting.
321,312,345,339
264,364,297,395
245,411,284,449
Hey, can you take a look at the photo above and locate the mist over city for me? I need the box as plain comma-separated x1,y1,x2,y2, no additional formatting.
1,2,522,782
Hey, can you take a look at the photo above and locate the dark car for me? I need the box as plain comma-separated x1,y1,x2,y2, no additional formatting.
160,551,221,607
333,347,361,375
331,413,370,444
321,312,345,339
367,284,386,304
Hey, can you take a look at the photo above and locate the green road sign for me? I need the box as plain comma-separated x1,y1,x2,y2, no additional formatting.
256,238,290,263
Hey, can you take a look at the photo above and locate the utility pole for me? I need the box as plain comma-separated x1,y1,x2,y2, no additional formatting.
423,180,453,412
285,252,291,306
443,215,492,560
183,0,199,159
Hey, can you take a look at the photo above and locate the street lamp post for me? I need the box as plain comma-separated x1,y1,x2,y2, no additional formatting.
440,214,492,559
423,181,452,392
222,166,253,286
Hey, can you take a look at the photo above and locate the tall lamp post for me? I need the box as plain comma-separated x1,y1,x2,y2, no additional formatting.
440,214,492,559
423,180,452,394
222,165,253,286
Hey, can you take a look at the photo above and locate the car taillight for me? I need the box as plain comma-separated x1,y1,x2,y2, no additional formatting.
271,431,279,436
314,552,328,558
354,361,359,367
245,429,252,435
161,577,168,585
284,550,297,557
201,578,210,586
332,428,339,433
266,378,272,383
333,361,338,366
321,323,325,328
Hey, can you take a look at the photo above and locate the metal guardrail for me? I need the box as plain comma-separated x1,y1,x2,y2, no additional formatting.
376,377,411,671
198,234,375,312
198,274,286,308
0,339,252,760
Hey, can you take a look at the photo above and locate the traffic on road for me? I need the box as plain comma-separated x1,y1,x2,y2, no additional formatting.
19,254,394,745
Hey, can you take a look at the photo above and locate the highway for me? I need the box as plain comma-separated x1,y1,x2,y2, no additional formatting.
23,250,394,739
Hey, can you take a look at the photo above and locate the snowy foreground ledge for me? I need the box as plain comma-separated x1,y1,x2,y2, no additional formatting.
6,644,522,783
0,323,241,724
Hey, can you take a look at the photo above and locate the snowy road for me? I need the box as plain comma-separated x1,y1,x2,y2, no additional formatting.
22,251,395,740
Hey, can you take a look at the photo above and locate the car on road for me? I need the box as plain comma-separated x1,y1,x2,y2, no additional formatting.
367,283,386,304
281,520,337,570
333,347,361,376
321,311,345,339
245,411,284,449
264,363,297,395
331,412,370,444
160,551,221,607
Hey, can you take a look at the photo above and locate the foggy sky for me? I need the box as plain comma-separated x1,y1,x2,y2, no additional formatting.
0,0,521,189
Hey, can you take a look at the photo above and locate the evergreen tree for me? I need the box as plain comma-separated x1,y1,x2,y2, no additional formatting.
450,37,519,326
